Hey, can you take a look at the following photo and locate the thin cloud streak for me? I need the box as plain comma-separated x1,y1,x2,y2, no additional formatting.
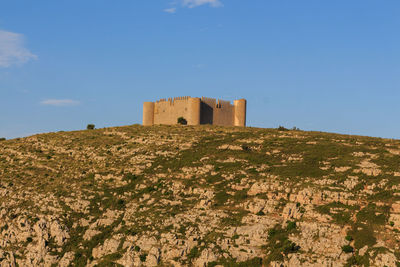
0,30,37,67
164,0,222,13
182,0,223,8
164,7,177,13
40,99,80,107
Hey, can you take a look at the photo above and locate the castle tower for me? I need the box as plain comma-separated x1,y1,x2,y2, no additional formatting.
143,102,155,126
187,97,201,125
234,99,247,127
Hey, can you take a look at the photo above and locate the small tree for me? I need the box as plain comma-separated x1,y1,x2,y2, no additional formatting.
87,124,95,130
177,117,187,125
0,137,6,141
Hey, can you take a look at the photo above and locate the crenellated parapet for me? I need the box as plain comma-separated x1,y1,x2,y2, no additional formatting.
143,96,246,127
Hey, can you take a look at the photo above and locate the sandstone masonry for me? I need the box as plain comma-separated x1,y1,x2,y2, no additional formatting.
143,96,246,127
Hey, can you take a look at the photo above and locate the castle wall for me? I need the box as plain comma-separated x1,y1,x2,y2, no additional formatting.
153,97,196,125
200,97,216,125
200,97,235,126
143,96,246,127
213,99,234,126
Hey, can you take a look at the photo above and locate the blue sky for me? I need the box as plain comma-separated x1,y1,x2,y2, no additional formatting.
0,0,399,139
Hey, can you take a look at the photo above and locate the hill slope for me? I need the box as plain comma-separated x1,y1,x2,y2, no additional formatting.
1,125,400,266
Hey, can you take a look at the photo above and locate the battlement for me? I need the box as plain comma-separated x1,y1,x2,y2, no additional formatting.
157,96,192,103
143,96,246,127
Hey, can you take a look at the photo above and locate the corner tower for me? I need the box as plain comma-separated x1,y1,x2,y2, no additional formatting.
143,102,155,126
187,97,201,125
234,99,247,127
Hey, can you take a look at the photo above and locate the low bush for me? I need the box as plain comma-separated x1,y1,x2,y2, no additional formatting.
86,124,95,130
139,253,147,262
177,117,187,125
187,247,201,260
286,221,296,231
342,245,354,253
277,126,289,131
345,235,353,242
345,255,369,267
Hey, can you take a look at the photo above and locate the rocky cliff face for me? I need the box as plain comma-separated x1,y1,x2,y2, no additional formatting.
0,125,400,266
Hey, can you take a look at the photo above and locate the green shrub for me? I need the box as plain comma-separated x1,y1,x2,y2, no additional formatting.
349,225,377,249
241,145,250,151
139,253,147,262
356,204,388,225
286,221,296,231
342,245,354,253
277,126,289,131
187,247,201,260
177,117,187,125
345,255,369,267
215,191,229,206
123,173,138,182
268,228,276,238
0,137,6,141
265,224,300,264
345,235,353,242
96,252,123,266
234,189,248,202
282,239,300,254
212,257,263,266
86,124,95,130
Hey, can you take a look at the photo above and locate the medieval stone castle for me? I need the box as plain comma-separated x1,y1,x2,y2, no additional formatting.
143,97,246,127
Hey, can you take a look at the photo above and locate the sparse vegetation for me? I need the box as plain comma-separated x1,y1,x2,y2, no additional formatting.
286,221,296,231
264,224,300,263
0,124,399,266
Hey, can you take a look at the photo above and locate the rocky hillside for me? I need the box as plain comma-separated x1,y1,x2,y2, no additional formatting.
1,125,400,266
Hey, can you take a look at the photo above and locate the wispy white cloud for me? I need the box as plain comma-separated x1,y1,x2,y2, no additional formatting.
164,7,177,13
182,0,223,8
0,30,37,68
40,99,80,107
164,0,222,13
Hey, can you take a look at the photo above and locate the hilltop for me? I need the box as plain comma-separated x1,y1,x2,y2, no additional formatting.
0,125,400,266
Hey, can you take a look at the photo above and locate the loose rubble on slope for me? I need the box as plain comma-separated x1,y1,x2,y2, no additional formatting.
0,125,400,266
